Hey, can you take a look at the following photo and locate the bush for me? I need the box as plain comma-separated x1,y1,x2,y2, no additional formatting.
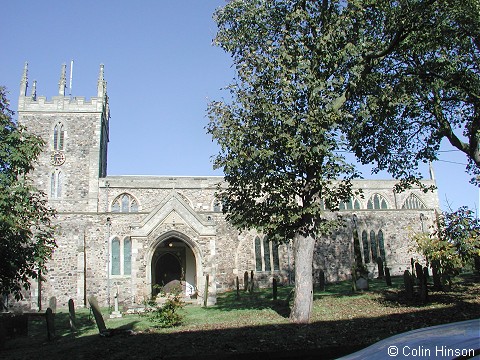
146,293,185,328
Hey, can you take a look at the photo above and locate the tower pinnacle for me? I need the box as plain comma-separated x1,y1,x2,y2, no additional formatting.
20,62,28,96
58,63,67,96
97,64,106,98
31,80,37,101
429,161,435,181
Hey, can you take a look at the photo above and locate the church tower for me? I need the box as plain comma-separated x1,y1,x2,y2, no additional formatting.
17,63,110,212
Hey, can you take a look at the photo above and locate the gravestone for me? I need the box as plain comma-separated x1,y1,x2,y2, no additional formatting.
355,276,369,290
420,276,428,304
272,278,277,300
0,318,5,349
351,266,357,292
249,271,254,293
48,296,57,313
410,258,415,280
46,308,55,340
235,276,240,300
203,275,209,307
88,296,107,334
403,270,414,300
110,289,122,319
414,262,423,285
385,266,392,286
318,269,325,291
420,267,429,303
163,280,183,295
68,299,76,332
423,267,429,282
243,271,249,292
431,260,442,291
376,257,384,278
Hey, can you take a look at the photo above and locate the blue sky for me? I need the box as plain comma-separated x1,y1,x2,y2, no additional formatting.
1,1,477,213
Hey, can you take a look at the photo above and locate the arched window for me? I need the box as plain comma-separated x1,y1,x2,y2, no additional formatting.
124,237,132,275
402,194,426,209
110,237,132,276
53,123,65,150
254,236,281,272
57,172,63,197
255,237,262,271
370,230,378,260
362,230,370,263
263,236,271,271
339,197,361,210
367,194,388,209
378,230,386,261
111,193,139,213
50,173,56,198
111,238,120,275
50,171,63,199
272,242,280,271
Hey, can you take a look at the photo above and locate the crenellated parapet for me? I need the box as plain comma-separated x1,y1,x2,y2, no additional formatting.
18,62,109,117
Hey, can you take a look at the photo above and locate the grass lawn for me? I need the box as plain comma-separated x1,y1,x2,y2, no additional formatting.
1,274,479,359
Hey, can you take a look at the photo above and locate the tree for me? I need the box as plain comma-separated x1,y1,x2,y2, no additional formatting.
208,1,359,323
0,86,56,301
413,207,480,287
343,0,480,186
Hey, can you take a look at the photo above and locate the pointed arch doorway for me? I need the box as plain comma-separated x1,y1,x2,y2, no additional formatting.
151,233,198,297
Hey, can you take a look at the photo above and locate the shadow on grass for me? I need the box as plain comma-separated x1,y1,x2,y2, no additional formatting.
210,276,404,317
2,303,479,360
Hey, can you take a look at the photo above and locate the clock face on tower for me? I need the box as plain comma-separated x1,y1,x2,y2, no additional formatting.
50,151,65,166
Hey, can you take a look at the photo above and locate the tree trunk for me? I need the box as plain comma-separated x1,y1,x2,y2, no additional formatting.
289,232,315,323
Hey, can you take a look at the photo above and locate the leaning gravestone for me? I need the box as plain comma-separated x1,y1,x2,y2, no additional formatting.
68,299,76,332
48,297,57,314
88,296,107,335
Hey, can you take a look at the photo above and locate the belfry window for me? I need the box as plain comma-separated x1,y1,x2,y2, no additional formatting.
111,193,139,213
50,171,63,199
53,123,65,150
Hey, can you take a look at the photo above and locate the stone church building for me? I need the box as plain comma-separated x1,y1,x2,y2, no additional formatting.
16,64,439,309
